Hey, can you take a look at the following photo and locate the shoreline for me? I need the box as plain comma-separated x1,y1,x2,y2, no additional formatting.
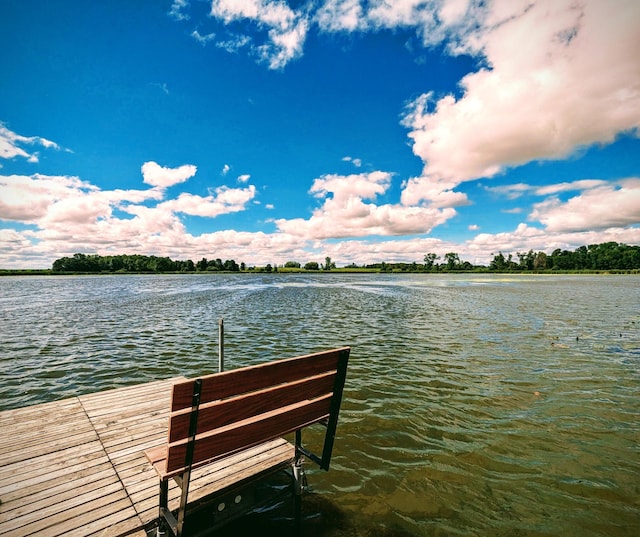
1,268,639,276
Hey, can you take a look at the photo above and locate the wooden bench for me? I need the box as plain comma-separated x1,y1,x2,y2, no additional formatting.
144,347,350,537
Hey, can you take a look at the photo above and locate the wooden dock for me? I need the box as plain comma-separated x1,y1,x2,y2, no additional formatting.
0,377,246,537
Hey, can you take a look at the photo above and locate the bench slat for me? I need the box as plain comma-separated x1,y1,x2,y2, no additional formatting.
168,371,336,443
165,395,331,474
170,348,347,411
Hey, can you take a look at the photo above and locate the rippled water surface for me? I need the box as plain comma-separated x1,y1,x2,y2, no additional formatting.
1,274,639,536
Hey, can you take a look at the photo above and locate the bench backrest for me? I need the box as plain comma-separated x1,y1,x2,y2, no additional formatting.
165,347,350,475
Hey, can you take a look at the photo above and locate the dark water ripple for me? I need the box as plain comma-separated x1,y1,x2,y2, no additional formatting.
1,273,639,536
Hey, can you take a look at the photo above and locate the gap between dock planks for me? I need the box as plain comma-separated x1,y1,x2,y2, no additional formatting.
0,377,183,537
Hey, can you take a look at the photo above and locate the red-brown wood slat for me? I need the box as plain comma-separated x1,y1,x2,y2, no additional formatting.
168,371,336,443
165,395,332,475
170,348,348,411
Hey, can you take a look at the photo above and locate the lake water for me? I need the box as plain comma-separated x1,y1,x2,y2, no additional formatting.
1,273,639,536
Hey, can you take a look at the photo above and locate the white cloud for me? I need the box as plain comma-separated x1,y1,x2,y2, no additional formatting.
438,0,472,27
237,174,251,183
1,170,638,269
192,30,216,45
169,0,190,21
484,177,640,233
221,164,230,175
342,156,362,168
401,174,470,207
535,179,609,197
275,171,456,239
402,0,640,205
487,179,610,200
194,1,480,68
141,161,197,188
502,207,523,214
315,0,363,32
465,222,640,265
210,0,308,69
529,178,640,232
314,0,483,51
216,35,252,54
0,174,97,222
161,185,256,218
0,228,33,251
367,0,438,31
0,169,261,267
0,123,62,162
486,182,534,200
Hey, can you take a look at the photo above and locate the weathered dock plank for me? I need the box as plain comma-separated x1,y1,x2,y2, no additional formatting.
0,397,141,537
78,378,184,527
0,379,183,537
0,375,289,536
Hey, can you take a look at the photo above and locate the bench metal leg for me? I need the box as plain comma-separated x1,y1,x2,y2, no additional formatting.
159,479,169,517
158,478,180,537
292,458,306,536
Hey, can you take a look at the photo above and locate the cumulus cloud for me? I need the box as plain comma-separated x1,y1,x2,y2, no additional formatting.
402,0,640,203
141,161,197,188
484,177,640,233
275,171,456,239
529,178,640,232
0,167,260,267
161,185,257,217
465,222,640,265
0,174,97,222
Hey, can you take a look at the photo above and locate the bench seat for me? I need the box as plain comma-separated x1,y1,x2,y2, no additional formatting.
145,437,295,493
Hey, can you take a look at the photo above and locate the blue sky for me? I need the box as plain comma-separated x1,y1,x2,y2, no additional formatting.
1,0,639,269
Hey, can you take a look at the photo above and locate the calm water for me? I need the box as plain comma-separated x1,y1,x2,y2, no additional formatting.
1,273,639,536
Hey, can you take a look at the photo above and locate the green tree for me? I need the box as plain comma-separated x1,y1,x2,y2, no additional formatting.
444,252,460,270
423,253,439,271
196,258,208,271
490,252,507,271
533,251,547,270
223,259,239,271
304,261,319,270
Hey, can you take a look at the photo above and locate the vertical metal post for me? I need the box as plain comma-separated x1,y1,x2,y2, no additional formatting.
176,379,202,537
218,318,224,373
293,429,303,535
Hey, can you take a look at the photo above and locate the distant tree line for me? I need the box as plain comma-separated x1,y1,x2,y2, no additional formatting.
52,253,197,273
487,242,640,271
351,242,640,272
51,243,640,274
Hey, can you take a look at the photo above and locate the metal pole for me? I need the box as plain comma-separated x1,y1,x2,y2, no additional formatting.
218,318,224,373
